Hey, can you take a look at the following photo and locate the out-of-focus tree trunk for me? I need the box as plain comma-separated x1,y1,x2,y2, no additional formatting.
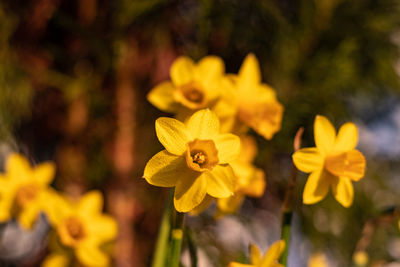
108,40,142,267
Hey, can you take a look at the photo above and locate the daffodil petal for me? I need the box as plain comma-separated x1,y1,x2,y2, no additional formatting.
241,168,266,197
147,81,180,113
250,244,262,265
204,165,236,198
44,191,73,226
303,170,331,205
34,162,55,186
77,191,104,217
195,56,224,94
155,117,190,155
216,194,244,217
238,53,261,90
189,195,214,215
174,173,206,212
186,109,220,139
238,98,284,140
331,176,354,207
87,215,118,243
76,241,110,267
42,252,70,267
170,56,195,86
334,122,358,152
143,150,185,187
292,147,324,173
18,202,40,229
314,115,336,154
238,135,258,163
261,240,285,267
214,133,240,164
6,153,31,182
0,191,13,222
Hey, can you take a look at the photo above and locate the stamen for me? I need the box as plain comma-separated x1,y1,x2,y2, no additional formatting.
184,89,204,103
192,152,206,165
65,217,85,240
15,185,38,207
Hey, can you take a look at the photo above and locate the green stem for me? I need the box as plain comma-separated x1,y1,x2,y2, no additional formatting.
279,128,303,266
151,191,173,267
279,211,292,266
186,228,198,267
169,211,185,267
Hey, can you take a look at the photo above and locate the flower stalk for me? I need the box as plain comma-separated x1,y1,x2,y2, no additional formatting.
169,210,185,267
151,190,173,267
279,128,303,266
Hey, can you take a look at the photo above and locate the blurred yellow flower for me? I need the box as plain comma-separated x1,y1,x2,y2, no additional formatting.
216,136,266,216
0,153,55,229
353,251,368,266
307,253,330,267
43,191,117,267
292,115,366,207
228,240,285,267
147,55,224,116
143,109,240,212
221,54,283,139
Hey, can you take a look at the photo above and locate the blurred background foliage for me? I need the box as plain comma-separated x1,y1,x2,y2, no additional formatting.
1,0,400,266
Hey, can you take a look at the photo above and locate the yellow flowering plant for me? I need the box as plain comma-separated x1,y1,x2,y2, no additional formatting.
147,56,225,118
228,240,285,267
43,191,117,267
143,108,241,212
0,153,55,229
292,115,366,207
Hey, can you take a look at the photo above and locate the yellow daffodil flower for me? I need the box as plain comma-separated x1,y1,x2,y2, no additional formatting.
307,253,330,267
228,240,285,267
0,153,55,229
43,191,118,267
147,55,224,117
221,54,283,139
216,136,266,216
353,251,368,266
143,109,241,212
292,115,366,207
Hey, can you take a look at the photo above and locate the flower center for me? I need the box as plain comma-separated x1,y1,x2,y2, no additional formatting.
58,217,86,247
324,150,366,180
174,82,207,109
183,88,204,104
185,139,219,172
15,185,38,208
192,152,206,165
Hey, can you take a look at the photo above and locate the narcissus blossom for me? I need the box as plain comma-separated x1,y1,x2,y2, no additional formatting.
220,54,283,139
43,191,117,267
147,55,224,117
228,240,285,267
307,253,330,267
143,109,240,212
292,115,366,207
0,153,55,229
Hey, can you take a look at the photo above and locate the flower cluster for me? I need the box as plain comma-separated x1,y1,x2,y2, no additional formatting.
145,54,282,214
0,153,117,267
